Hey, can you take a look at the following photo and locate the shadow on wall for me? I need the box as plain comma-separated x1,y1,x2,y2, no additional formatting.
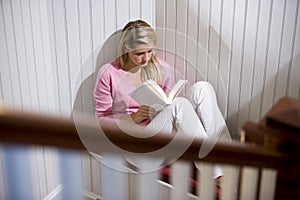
72,30,122,117
227,51,300,140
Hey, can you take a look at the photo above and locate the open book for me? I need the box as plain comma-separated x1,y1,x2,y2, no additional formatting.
129,79,188,111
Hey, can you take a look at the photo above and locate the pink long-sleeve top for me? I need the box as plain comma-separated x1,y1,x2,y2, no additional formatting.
94,59,175,121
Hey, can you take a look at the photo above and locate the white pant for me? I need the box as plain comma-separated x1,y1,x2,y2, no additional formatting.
148,81,230,141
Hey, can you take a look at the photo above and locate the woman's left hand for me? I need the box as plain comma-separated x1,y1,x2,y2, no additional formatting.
130,105,158,123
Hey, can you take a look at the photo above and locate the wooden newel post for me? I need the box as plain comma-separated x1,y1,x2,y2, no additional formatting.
243,96,300,200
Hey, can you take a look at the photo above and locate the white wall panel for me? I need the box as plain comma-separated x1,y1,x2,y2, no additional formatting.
0,0,14,107
261,0,285,116
1,0,23,108
157,0,300,138
237,0,260,135
288,1,300,99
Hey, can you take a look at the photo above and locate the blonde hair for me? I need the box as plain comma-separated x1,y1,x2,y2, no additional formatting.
118,20,162,84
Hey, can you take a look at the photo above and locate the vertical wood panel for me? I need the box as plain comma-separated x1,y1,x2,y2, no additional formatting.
197,0,211,81
287,1,300,99
186,0,199,84
65,0,81,98
1,0,23,108
155,1,166,60
273,0,298,103
0,0,14,107
207,0,222,90
175,0,188,80
30,0,55,114
141,0,154,25
261,0,285,115
21,0,40,112
218,0,235,117
237,0,260,133
227,0,247,137
129,0,140,20
248,0,272,122
103,0,116,37
11,0,32,110
51,0,72,115
39,0,58,114
116,0,129,29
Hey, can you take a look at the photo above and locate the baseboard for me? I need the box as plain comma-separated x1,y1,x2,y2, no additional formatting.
82,190,102,200
43,185,63,200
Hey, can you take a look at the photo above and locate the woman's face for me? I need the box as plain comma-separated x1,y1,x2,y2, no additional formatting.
126,45,154,68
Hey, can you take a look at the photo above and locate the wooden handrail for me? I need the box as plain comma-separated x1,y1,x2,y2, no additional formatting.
0,106,285,169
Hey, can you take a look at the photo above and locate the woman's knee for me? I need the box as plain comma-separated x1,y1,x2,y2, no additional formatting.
191,81,215,93
187,81,216,100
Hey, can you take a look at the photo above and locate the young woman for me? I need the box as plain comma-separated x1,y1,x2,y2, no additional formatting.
94,19,229,141
94,20,230,182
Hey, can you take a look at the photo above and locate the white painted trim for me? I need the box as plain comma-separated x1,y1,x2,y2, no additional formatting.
43,184,63,200
82,190,102,200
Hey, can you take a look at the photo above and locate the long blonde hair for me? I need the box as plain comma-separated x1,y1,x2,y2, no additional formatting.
118,20,162,84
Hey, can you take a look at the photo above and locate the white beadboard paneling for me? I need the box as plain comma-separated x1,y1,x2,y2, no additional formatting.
65,0,81,99
78,0,95,115
288,1,300,99
207,0,222,90
103,0,116,38
11,0,32,110
175,0,188,80
129,0,140,20
140,0,154,25
248,0,272,122
39,0,58,114
91,0,105,47
227,0,247,138
30,0,54,114
116,0,129,29
274,0,298,103
186,0,198,84
1,0,23,108
50,0,72,116
237,0,260,133
0,1,14,107
197,0,211,81
164,0,175,66
218,0,235,118
20,0,40,112
155,0,166,60
261,0,285,116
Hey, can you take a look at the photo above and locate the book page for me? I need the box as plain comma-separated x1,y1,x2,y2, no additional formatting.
129,80,167,107
166,79,188,103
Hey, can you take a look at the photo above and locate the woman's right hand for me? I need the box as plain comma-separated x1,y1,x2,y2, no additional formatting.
130,105,158,123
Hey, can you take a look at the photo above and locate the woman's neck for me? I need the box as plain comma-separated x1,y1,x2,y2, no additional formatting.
123,66,142,87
